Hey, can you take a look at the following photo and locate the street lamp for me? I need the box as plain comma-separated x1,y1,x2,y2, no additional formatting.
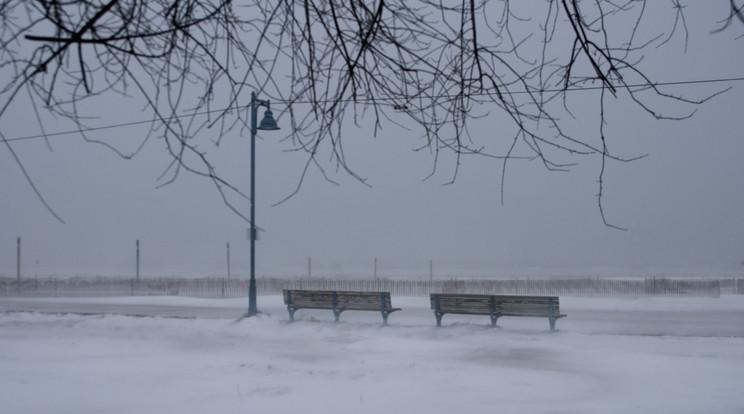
247,91,279,316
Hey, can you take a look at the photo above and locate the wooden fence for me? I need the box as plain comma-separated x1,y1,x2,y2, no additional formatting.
1,277,740,298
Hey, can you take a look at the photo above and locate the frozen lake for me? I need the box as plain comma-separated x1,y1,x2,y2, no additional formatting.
2,295,743,413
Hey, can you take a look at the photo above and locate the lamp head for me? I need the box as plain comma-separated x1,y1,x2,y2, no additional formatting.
257,108,280,131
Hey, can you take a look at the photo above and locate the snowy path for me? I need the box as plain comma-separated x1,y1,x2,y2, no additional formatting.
1,295,743,413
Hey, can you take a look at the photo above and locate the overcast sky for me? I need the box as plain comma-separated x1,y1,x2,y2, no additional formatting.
2,2,743,279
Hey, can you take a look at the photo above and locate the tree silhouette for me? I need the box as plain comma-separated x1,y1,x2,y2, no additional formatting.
1,1,740,227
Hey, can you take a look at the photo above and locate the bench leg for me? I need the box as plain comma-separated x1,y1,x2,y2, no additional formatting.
333,309,341,322
490,313,501,327
287,306,296,322
381,311,389,326
549,317,557,332
434,311,443,327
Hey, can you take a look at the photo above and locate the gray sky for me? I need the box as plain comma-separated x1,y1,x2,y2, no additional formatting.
2,2,743,279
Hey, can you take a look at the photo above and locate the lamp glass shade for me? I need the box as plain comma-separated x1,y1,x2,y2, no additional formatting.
258,108,280,130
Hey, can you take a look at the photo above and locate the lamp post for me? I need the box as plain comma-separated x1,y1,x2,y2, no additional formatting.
247,91,279,316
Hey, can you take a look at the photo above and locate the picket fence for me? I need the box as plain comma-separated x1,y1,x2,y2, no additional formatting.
1,276,740,298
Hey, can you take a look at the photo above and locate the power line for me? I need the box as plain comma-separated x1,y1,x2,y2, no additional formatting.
3,109,236,143
4,75,744,144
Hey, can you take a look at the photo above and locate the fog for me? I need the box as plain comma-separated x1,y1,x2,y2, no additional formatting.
1,3,743,279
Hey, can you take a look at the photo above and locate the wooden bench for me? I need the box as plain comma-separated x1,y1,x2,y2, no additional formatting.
283,290,401,325
430,293,566,331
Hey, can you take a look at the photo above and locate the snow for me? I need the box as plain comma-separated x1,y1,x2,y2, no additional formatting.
2,295,743,413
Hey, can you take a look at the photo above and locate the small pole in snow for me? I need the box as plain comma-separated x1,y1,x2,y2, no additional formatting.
16,237,21,293
136,239,140,281
227,242,231,279
430,259,433,283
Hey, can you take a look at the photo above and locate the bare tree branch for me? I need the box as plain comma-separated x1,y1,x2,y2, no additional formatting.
1,0,740,228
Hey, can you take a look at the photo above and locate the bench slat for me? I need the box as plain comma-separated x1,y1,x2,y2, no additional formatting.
284,290,399,311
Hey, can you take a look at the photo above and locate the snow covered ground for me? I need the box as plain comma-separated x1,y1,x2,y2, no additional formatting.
1,295,743,413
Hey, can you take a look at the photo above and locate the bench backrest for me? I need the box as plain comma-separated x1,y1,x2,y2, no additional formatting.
284,290,396,311
431,294,561,317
